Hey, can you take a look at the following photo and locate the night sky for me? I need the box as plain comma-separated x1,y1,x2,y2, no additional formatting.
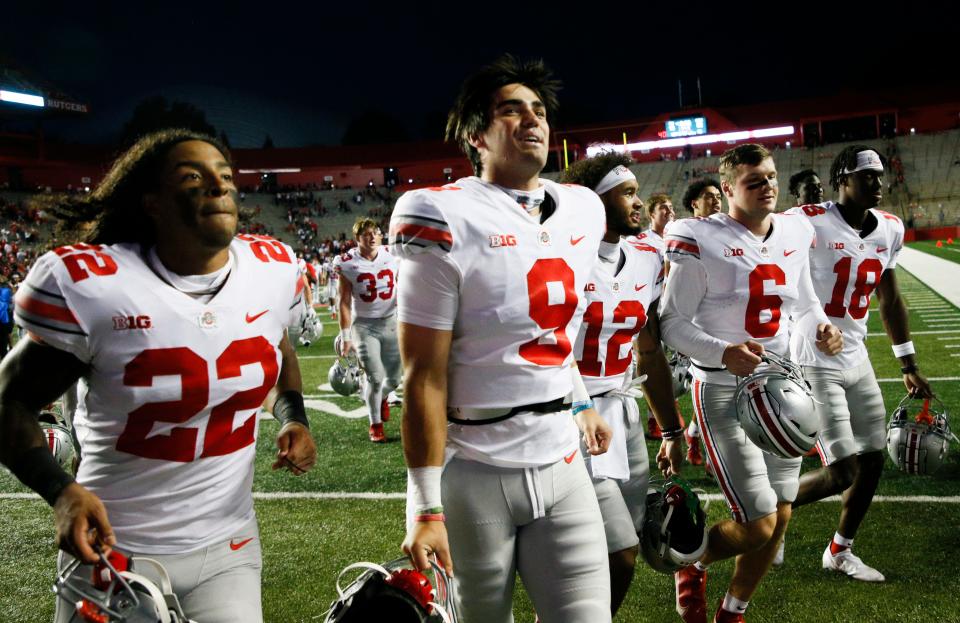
3,2,957,148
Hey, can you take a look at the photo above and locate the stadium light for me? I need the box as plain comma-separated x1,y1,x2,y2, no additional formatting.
0,89,45,107
238,168,302,174
586,125,795,157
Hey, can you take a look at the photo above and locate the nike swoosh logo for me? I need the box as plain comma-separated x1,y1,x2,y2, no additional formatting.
246,310,268,323
783,249,797,256
564,450,578,464
229,537,254,551
570,235,586,246
877,247,888,253
635,284,646,291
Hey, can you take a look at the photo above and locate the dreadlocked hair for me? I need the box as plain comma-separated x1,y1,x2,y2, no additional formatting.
829,145,887,191
446,54,560,176
34,128,231,247
558,150,634,190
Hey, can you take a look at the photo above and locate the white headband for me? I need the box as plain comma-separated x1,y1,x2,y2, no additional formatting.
843,149,884,174
594,165,636,196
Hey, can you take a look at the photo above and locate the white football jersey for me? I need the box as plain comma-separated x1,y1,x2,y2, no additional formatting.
333,246,399,318
626,226,667,260
14,236,301,553
786,202,904,369
575,240,664,396
662,213,822,385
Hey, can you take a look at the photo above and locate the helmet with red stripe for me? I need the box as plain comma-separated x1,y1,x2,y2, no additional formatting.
38,411,77,474
640,476,708,574
734,352,818,459
886,395,956,475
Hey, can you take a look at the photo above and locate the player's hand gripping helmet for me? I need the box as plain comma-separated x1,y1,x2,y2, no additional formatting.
53,551,194,623
324,557,458,623
328,349,363,397
640,477,708,574
38,411,77,474
734,351,818,459
886,395,957,475
668,349,693,398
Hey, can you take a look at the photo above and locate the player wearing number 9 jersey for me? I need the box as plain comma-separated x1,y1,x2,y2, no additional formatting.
786,146,932,582
334,218,401,442
0,130,316,623
661,144,842,623
392,56,614,623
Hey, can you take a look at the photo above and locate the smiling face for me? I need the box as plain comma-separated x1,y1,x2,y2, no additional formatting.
146,140,238,255
648,198,675,234
603,180,645,237
691,185,723,217
469,83,548,189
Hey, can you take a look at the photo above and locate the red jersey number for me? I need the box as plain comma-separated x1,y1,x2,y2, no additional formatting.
53,244,119,283
355,269,395,303
117,337,280,462
520,258,578,366
238,234,292,263
578,300,646,376
824,257,883,320
745,264,786,338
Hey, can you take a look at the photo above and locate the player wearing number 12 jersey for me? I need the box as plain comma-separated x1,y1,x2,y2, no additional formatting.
0,130,316,623
560,152,684,616
334,218,401,442
786,146,932,582
661,144,843,623
391,56,613,622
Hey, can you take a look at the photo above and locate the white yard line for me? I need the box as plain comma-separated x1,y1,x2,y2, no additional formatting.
877,376,960,382
298,355,337,360
937,336,960,340
867,330,958,336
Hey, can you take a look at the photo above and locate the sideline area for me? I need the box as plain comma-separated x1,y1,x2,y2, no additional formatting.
897,246,960,308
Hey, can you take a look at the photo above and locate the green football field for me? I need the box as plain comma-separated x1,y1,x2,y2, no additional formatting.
1,265,958,623
907,240,960,264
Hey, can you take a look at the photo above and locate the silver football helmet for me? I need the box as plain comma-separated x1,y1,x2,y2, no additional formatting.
886,396,956,475
38,411,77,474
328,352,363,397
298,306,324,346
325,557,458,622
668,349,693,398
734,351,818,459
54,551,194,623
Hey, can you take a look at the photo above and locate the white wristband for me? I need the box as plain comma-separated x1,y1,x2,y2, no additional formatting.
339,329,352,341
570,364,590,403
892,341,915,358
406,466,443,512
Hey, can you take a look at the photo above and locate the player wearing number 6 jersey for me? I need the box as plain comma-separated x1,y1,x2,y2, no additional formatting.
661,143,843,623
560,152,685,616
785,146,932,582
334,218,401,442
0,130,316,623
391,55,613,623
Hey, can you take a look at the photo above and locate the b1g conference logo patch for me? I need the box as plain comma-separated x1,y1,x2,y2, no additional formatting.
112,315,152,330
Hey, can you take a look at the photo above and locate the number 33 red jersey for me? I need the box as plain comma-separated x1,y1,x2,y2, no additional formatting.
14,236,302,553
332,246,399,318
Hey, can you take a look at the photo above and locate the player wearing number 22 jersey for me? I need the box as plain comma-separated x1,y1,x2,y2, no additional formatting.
15,235,303,553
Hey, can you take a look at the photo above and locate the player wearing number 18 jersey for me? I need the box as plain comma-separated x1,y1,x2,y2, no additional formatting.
787,146,932,582
334,218,401,442
0,131,316,623
661,144,842,623
393,56,613,622
561,152,684,616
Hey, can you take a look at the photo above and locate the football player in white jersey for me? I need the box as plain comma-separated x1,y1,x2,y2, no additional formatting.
560,152,685,615
334,217,402,442
0,130,316,623
679,178,725,467
786,146,932,581
788,169,825,206
660,143,843,623
390,55,614,622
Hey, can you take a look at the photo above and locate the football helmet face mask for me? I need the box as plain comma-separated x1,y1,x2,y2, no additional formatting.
734,352,818,459
325,557,458,623
640,477,708,574
54,551,193,623
886,396,956,475
328,346,363,396
38,411,77,474
668,350,692,398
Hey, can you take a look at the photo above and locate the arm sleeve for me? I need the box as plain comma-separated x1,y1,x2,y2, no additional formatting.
13,252,92,363
791,258,830,339
397,251,460,330
659,258,730,367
